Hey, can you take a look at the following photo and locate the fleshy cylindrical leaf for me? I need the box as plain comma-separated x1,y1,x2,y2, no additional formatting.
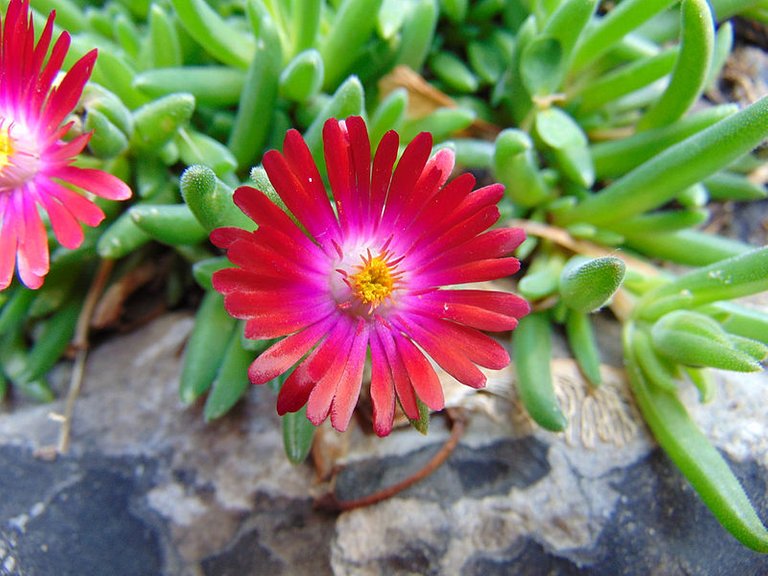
560,256,626,312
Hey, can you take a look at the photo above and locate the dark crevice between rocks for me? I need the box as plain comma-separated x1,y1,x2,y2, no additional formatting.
200,493,335,576
461,448,768,576
0,445,173,576
333,436,551,505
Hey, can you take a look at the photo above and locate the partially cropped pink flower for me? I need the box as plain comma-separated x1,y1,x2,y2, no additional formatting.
0,0,131,290
212,116,529,436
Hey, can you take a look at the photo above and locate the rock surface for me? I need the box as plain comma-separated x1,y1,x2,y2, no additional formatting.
0,312,767,576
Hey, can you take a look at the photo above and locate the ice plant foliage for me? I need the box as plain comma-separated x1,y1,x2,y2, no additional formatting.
0,0,131,290
212,116,529,436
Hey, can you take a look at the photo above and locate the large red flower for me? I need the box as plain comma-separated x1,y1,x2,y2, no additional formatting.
0,0,131,290
212,116,529,436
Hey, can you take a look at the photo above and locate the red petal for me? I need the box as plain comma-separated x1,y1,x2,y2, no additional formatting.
281,129,342,244
40,179,106,227
375,318,420,420
305,319,357,425
16,195,49,287
411,290,530,331
263,148,340,249
369,330,396,437
210,227,254,249
394,332,444,411
247,315,336,385
42,49,97,133
380,131,432,231
346,116,372,231
423,228,525,271
323,118,356,234
232,186,323,258
408,206,501,279
420,316,510,369
329,320,369,431
276,339,329,415
225,238,322,281
369,130,399,230
0,198,19,290
390,148,454,234
39,193,85,249
395,316,487,389
53,166,132,200
422,257,521,287
399,172,475,249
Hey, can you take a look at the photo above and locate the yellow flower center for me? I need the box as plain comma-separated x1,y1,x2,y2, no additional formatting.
0,124,14,171
351,254,396,307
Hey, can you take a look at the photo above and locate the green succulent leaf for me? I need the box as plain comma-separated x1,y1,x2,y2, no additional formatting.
520,36,563,97
204,331,254,421
282,407,316,463
560,256,626,312
637,0,715,131
180,165,253,232
559,95,768,226
513,312,568,432
651,310,764,372
638,247,768,320
180,291,238,404
625,324,768,553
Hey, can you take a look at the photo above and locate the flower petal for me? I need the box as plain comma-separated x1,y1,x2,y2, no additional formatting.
420,256,521,287
410,289,531,331
329,319,369,431
424,228,526,271
395,316,487,389
305,319,358,425
369,330,396,437
16,195,49,288
247,315,336,385
210,227,254,249
38,192,85,249
0,199,19,290
394,332,444,411
418,316,510,369
41,49,97,133
375,318,420,419
281,128,342,243
369,130,399,229
263,148,340,250
390,148,455,233
39,179,107,227
53,166,132,200
323,118,357,234
346,116,372,231
232,186,324,259
380,131,432,231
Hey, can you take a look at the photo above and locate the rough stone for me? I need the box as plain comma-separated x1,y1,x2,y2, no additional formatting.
0,312,767,575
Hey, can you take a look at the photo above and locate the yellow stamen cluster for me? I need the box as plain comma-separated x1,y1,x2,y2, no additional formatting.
0,124,14,171
351,254,395,307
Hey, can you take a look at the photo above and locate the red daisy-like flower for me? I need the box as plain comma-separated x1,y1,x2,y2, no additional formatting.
212,116,529,436
0,0,131,290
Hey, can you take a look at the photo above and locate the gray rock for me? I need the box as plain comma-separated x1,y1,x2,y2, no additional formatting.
0,312,766,575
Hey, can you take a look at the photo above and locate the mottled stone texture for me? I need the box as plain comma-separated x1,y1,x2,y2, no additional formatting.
0,312,767,575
